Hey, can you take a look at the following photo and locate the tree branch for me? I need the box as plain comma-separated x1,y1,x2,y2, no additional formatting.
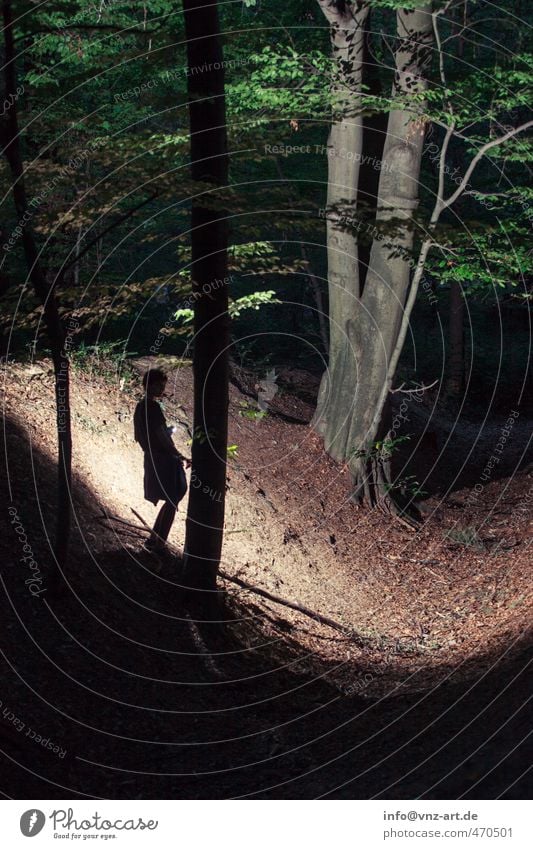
391,379,439,395
440,120,533,212
370,239,433,440
462,189,509,199
432,4,454,113
431,2,458,216
434,122,455,219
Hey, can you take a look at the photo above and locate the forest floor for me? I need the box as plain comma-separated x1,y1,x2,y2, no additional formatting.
1,356,531,799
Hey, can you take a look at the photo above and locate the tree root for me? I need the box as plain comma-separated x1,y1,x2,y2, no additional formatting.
350,455,422,529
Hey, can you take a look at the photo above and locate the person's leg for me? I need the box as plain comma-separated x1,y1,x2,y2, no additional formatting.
146,459,186,552
157,501,176,543
147,501,176,551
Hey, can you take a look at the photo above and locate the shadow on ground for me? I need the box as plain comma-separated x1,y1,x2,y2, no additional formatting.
1,415,531,799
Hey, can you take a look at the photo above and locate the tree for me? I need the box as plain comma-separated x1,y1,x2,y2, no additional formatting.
314,0,532,513
2,0,530,537
181,0,230,599
314,0,434,512
1,0,72,572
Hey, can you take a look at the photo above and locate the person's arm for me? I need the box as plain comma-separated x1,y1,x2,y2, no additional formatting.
147,400,191,463
155,423,189,461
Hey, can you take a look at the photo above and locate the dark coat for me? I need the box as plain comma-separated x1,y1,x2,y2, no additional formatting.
134,398,188,506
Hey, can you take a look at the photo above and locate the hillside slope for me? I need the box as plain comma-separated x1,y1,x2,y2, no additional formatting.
4,357,532,685
1,357,531,799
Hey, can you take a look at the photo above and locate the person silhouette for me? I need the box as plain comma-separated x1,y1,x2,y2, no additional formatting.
133,368,190,552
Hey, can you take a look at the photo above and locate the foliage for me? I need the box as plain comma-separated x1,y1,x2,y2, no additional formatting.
1,0,531,414
173,290,281,336
350,435,411,463
238,400,267,421
385,475,427,501
68,340,134,385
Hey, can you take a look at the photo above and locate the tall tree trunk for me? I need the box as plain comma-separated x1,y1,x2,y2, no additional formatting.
182,0,229,599
347,5,433,507
315,2,433,512
357,12,387,292
313,0,369,457
1,0,72,570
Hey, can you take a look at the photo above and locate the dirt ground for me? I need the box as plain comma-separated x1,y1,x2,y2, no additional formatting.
1,357,531,799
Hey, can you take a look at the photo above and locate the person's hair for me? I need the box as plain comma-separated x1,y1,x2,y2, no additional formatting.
142,368,167,390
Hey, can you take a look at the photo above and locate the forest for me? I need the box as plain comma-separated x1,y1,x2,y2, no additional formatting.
1,0,532,806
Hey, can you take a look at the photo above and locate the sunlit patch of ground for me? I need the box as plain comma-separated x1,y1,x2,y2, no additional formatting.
3,358,531,699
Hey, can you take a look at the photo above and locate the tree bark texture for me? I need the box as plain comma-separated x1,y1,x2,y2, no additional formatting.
182,0,230,596
315,2,433,509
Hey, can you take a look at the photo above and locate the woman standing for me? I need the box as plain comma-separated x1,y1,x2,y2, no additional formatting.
133,368,190,552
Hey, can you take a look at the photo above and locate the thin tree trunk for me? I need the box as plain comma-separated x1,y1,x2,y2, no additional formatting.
443,0,464,402
182,0,229,600
305,253,329,355
1,0,72,570
445,279,464,397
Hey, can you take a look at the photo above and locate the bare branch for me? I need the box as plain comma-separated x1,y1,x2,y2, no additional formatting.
434,122,455,217
431,3,458,215
367,239,434,444
441,120,533,212
391,379,439,395
462,189,509,199
432,6,454,114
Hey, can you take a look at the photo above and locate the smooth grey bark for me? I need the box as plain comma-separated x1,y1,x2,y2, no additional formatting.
315,2,433,510
313,1,369,449
357,11,388,292
347,6,433,502
315,1,533,512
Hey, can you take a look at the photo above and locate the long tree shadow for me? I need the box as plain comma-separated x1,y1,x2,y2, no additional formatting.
1,415,531,799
